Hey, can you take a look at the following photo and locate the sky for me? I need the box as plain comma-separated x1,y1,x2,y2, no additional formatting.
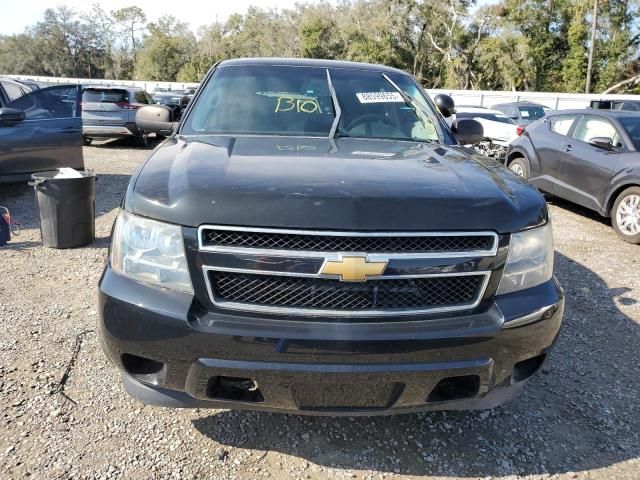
0,0,304,35
1,0,498,36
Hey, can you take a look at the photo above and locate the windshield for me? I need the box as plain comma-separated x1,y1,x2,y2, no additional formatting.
619,116,640,150
519,105,545,121
82,89,127,103
183,65,442,142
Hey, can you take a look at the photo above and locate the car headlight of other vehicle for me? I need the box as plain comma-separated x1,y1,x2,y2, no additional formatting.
110,210,193,294
497,223,554,295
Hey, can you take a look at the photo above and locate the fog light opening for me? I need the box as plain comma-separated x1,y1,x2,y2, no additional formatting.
207,376,264,403
513,354,546,383
121,353,164,376
427,375,480,402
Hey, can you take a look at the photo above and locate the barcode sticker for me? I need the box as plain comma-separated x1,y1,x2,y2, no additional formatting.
356,92,404,103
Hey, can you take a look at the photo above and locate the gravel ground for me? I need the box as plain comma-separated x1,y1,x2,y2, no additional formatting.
1,139,639,480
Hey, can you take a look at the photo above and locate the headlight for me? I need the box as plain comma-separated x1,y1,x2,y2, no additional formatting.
497,223,554,295
110,210,193,293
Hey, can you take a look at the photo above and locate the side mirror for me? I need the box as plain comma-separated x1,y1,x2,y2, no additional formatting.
0,107,26,125
453,118,484,145
589,136,614,150
136,105,177,136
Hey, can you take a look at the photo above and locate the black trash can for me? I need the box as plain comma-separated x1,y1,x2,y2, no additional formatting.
30,170,96,248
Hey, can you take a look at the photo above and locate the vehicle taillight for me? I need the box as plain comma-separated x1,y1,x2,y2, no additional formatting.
516,126,525,136
115,102,140,110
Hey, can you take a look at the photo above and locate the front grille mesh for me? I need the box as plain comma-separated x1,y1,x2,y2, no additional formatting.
210,272,484,311
202,229,494,253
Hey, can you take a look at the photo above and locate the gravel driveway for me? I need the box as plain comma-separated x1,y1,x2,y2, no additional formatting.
1,140,639,480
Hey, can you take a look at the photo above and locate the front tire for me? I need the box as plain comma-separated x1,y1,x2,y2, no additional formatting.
508,155,530,179
611,186,640,244
134,130,149,148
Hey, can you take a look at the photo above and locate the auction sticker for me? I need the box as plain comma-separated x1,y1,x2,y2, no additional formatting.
356,92,404,103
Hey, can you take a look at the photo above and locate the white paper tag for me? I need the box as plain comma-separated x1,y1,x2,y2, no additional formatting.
356,92,404,104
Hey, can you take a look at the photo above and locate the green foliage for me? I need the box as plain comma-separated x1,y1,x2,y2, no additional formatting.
0,0,638,92
561,2,587,92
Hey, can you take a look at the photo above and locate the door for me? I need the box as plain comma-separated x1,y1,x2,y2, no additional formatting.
527,114,577,194
0,85,84,179
556,114,620,211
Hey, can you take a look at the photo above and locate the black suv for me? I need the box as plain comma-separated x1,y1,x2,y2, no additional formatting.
98,59,564,415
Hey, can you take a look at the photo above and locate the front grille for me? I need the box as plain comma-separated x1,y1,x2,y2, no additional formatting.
201,228,495,254
209,271,484,313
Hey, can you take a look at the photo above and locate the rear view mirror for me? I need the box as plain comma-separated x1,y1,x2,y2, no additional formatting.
136,105,177,136
453,118,484,145
589,137,614,150
0,107,26,125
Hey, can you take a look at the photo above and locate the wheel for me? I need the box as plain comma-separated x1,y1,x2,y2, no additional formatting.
508,156,530,179
134,130,149,148
611,186,640,244
83,136,92,146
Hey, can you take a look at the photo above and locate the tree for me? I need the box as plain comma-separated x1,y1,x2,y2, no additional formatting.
111,6,146,65
562,1,588,92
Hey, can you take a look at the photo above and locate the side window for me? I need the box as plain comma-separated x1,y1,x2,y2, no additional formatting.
8,85,79,120
1,81,24,102
134,91,150,104
572,115,621,146
549,115,576,136
621,102,640,112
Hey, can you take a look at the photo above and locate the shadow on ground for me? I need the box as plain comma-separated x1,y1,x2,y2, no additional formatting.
89,137,162,150
545,194,611,228
193,252,640,477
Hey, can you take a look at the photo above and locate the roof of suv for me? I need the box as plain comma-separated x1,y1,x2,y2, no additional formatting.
217,57,408,75
548,109,640,118
83,85,144,92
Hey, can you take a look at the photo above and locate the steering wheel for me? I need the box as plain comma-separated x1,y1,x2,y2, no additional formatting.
344,113,396,134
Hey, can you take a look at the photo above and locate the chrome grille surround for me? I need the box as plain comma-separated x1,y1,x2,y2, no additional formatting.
198,226,497,317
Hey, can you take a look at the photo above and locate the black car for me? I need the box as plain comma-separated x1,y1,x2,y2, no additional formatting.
0,79,84,182
492,102,547,126
98,58,564,415
506,109,640,243
151,92,190,120
590,99,640,112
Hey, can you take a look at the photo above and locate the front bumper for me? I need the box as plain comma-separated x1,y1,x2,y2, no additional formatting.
98,267,564,415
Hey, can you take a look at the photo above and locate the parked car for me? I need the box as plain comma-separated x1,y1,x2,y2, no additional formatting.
98,58,564,415
493,102,547,126
151,92,190,120
506,109,640,243
456,107,521,159
0,80,83,182
82,86,154,146
590,99,640,112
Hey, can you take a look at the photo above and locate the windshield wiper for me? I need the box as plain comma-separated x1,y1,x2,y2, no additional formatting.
381,73,427,121
326,69,341,138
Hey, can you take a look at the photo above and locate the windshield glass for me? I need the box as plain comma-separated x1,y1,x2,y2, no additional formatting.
183,65,442,142
519,105,545,121
619,116,640,150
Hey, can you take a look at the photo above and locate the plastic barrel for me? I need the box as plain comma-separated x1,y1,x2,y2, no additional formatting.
30,170,96,248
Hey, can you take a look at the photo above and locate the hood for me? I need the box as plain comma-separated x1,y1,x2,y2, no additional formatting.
128,136,546,233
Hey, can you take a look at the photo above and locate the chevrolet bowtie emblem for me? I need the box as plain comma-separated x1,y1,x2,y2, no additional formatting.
320,256,388,282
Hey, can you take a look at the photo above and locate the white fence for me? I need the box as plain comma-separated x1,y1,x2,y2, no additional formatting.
5,74,639,110
426,89,639,110
4,75,199,93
